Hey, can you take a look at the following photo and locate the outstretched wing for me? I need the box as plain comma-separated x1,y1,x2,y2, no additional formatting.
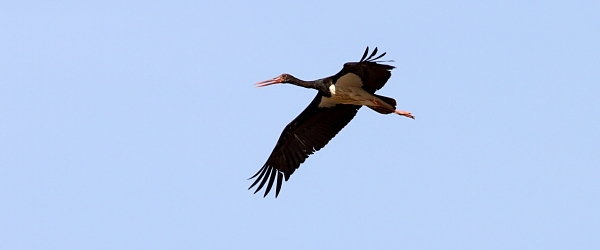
337,47,396,94
249,93,361,197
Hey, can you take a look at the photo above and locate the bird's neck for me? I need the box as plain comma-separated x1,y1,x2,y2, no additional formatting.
288,76,331,94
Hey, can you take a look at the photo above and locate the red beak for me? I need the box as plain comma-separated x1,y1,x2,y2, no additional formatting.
255,76,284,87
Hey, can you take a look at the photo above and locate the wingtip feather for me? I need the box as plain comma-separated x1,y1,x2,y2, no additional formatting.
367,47,378,61
360,46,369,62
275,172,283,198
263,167,277,197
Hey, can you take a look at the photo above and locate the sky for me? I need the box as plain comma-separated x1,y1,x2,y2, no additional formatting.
1,1,599,249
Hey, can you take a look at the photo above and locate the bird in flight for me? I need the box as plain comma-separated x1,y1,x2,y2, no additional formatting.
249,47,414,197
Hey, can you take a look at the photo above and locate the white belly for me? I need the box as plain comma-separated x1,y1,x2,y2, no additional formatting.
317,73,392,109
328,84,377,106
318,84,393,109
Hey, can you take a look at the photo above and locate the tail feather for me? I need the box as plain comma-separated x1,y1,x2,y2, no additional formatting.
374,94,397,107
368,106,393,114
367,94,397,114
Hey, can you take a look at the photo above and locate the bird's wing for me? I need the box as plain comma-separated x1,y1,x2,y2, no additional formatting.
249,93,361,197
339,47,396,93
354,61,395,93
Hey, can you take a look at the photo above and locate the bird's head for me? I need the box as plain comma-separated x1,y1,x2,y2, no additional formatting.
255,74,294,87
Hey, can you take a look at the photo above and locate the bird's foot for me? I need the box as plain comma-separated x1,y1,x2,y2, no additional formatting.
394,110,415,119
371,100,415,119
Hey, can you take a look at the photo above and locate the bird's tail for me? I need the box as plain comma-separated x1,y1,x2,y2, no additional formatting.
368,94,397,114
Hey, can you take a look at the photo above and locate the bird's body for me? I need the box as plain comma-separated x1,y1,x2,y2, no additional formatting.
323,73,394,108
250,47,413,197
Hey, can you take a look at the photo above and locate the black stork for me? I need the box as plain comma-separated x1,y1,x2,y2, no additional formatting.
249,47,414,197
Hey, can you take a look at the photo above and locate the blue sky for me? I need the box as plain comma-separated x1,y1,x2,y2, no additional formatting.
1,1,599,249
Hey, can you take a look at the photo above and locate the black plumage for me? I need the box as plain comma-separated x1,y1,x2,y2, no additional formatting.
250,47,413,197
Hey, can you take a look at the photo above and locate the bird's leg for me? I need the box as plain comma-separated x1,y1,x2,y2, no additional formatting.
371,100,415,119
393,110,415,119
